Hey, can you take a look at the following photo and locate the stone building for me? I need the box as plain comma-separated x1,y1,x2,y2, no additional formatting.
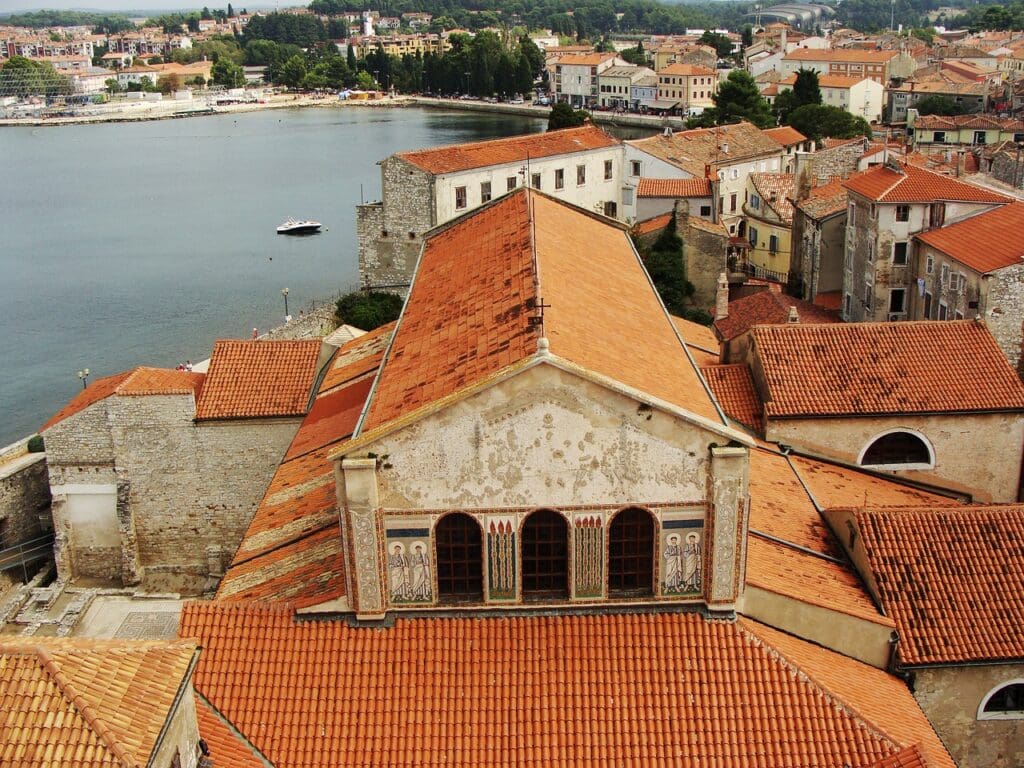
552,52,626,107
356,125,623,291
40,339,327,594
826,504,1024,768
0,638,203,768
654,62,718,116
909,113,1024,150
741,321,1024,502
741,172,796,283
180,188,958,767
632,177,713,223
841,160,1009,323
913,201,1024,373
0,439,50,561
789,177,849,304
596,64,654,109
712,287,839,363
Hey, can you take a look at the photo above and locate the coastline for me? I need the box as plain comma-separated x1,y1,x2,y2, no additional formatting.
0,91,685,130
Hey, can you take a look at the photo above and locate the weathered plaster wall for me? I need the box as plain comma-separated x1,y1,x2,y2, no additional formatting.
366,364,716,510
765,412,1024,502
149,685,201,768
913,664,1024,768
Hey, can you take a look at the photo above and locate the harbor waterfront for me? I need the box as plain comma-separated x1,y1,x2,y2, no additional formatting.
0,106,557,447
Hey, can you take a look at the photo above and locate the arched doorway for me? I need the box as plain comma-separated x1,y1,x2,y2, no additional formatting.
608,507,655,597
521,509,569,600
434,513,483,603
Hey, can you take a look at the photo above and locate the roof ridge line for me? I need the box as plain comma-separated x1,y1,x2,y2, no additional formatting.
37,646,141,767
739,623,904,755
226,518,338,571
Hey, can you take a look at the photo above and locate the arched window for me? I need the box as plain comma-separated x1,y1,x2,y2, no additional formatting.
521,509,569,600
860,430,933,467
435,513,483,603
608,507,655,597
978,681,1024,720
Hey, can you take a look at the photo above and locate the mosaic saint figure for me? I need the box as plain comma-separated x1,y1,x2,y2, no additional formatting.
389,542,411,601
663,534,683,592
409,541,432,600
682,532,702,591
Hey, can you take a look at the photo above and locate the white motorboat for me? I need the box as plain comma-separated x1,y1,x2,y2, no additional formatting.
277,218,322,235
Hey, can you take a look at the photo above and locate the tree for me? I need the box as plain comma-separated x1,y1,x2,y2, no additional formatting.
355,70,376,90
227,2,234,17
792,69,822,108
639,211,698,317
914,94,965,116
335,291,403,331
347,43,357,71
211,58,245,88
742,25,753,48
280,55,308,89
0,56,72,97
788,104,872,142
548,102,589,130
699,30,732,59
201,6,213,20
620,41,648,66
700,70,774,129
156,75,177,94
104,77,121,94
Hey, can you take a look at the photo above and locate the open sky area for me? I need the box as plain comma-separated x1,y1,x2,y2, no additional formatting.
0,1,269,12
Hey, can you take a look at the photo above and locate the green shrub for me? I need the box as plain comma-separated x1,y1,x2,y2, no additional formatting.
27,435,44,453
334,291,404,331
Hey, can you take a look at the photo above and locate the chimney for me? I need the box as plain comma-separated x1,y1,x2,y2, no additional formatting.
716,272,730,319
956,148,966,178
787,305,799,323
781,26,787,51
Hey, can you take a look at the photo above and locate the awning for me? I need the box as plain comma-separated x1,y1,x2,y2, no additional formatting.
642,99,681,110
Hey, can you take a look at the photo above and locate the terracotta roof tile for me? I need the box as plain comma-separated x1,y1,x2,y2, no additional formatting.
750,172,796,223
397,124,620,175
788,454,950,511
701,364,763,432
914,201,1024,274
195,696,267,768
714,290,840,342
285,377,373,461
913,114,1024,131
636,177,712,198
627,121,783,177
793,177,849,220
633,211,672,234
742,620,955,768
554,52,619,66
0,638,196,768
843,161,1011,203
861,746,929,768
753,321,1024,418
670,314,719,352
181,603,946,768
659,62,715,75
360,190,722,435
763,125,808,146
41,367,204,431
784,48,899,62
854,504,1024,665
318,321,394,395
195,339,321,420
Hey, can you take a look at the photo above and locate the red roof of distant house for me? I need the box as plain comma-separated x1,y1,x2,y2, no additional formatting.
179,602,953,768
763,125,807,146
843,161,1011,203
853,504,1024,665
714,290,839,342
701,364,763,432
915,201,1024,273
195,339,321,420
396,124,620,175
753,321,1024,418
659,62,716,76
636,177,712,198
41,368,204,431
634,211,673,235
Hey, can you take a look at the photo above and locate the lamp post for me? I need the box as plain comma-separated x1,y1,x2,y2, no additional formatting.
373,69,379,89
281,287,290,320
465,71,471,96
77,368,90,390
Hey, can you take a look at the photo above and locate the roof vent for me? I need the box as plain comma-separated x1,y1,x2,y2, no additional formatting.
787,306,800,324
663,125,674,137
721,142,729,154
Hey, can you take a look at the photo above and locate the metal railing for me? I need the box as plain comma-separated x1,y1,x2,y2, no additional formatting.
0,533,55,581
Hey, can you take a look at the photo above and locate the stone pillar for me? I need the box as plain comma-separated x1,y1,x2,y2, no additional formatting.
115,475,142,586
50,493,73,581
337,457,385,620
706,445,750,612
715,273,729,320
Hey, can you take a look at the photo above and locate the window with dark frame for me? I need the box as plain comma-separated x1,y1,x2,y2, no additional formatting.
435,513,484,603
480,181,492,203
983,683,1024,716
521,509,569,600
893,241,908,265
507,176,517,191
455,186,467,210
604,159,613,180
608,508,655,597
862,432,930,465
577,164,586,185
895,204,909,222
555,168,565,190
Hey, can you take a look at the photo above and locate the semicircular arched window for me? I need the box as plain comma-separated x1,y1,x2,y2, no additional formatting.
434,513,483,603
979,681,1024,720
861,431,932,467
608,507,655,598
521,509,569,601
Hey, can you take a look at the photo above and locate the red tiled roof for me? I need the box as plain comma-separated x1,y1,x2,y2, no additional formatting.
714,290,840,342
180,602,949,768
915,201,1024,274
633,211,672,235
750,172,796,223
670,314,719,352
555,52,618,66
0,638,197,768
196,696,267,768
195,339,321,420
861,746,928,768
793,178,849,221
701,364,763,432
784,48,898,62
627,122,784,177
397,125,620,175
360,189,722,434
319,321,394,395
813,290,843,310
854,504,1024,665
763,125,807,146
659,62,715,75
843,161,1010,203
636,177,712,198
41,368,204,431
913,114,1024,131
753,321,1024,418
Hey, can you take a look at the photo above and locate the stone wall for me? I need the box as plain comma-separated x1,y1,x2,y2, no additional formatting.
913,664,1024,768
0,443,49,550
790,207,846,302
676,204,728,312
793,139,867,189
984,263,1024,375
358,156,435,291
988,151,1024,189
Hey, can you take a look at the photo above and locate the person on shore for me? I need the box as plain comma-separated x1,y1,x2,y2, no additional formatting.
252,328,258,340
185,360,193,372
